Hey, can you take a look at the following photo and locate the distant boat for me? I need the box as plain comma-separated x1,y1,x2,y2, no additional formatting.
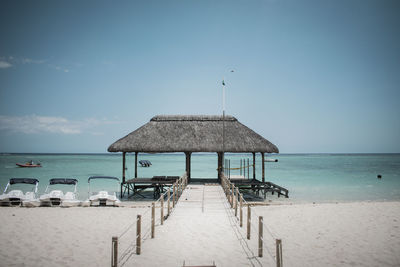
139,160,152,167
16,160,42,168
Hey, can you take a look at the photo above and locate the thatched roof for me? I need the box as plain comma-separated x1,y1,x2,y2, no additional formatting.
107,115,279,153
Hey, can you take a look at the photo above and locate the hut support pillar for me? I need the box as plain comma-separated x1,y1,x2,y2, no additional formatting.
217,152,223,182
261,152,265,183
121,152,126,198
134,152,138,178
252,152,256,180
122,152,126,183
185,152,192,183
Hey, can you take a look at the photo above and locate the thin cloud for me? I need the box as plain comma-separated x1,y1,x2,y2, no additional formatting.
0,61,12,69
48,63,69,73
1,56,70,73
0,115,119,135
21,58,46,64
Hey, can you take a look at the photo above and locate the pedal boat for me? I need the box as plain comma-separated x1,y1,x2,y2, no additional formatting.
0,178,40,207
39,178,81,207
81,176,121,207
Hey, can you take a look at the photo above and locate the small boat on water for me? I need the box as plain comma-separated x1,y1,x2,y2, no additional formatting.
139,160,152,167
39,178,81,207
16,160,42,168
81,176,121,207
0,178,40,207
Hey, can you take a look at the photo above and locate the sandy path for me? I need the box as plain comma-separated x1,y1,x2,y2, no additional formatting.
128,185,255,267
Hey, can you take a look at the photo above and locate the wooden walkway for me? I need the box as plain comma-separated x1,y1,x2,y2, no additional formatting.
128,185,263,267
231,179,289,198
122,177,289,200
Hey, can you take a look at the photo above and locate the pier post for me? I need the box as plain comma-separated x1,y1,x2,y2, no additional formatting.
180,177,183,196
161,197,164,225
178,180,181,198
225,178,228,196
240,159,242,176
173,184,176,208
261,152,265,183
111,236,118,267
240,194,243,227
235,188,239,217
231,183,234,208
259,216,263,257
136,215,141,255
151,202,155,238
247,205,251,239
180,178,183,197
224,176,227,196
167,189,171,216
276,239,282,267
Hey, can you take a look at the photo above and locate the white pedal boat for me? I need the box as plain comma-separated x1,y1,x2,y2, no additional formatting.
0,178,40,207
39,178,81,207
82,176,121,207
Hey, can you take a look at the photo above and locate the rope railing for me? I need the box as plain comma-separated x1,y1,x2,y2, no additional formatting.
220,173,283,267
111,172,188,267
218,184,264,267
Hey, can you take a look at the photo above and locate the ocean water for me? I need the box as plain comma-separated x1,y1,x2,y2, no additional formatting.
0,153,399,203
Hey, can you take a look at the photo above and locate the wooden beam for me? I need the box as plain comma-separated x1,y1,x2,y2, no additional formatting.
111,236,118,267
217,152,223,182
134,152,138,178
151,202,155,238
121,152,126,198
136,215,141,255
185,152,192,183
261,152,265,183
122,152,126,184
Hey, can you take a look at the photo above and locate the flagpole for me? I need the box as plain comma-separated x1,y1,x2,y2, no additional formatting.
221,70,233,177
222,78,225,170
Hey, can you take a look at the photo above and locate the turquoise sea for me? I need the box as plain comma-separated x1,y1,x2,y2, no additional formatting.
0,153,399,203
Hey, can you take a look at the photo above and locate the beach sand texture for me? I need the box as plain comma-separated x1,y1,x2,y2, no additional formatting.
0,188,399,266
130,185,254,267
252,202,400,267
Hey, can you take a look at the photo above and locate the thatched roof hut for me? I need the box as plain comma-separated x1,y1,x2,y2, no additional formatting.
108,115,278,153
108,115,278,185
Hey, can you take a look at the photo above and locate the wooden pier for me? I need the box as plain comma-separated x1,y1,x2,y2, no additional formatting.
113,177,283,266
231,179,289,198
122,176,288,199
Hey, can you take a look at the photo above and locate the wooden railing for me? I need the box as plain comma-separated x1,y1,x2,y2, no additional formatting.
221,173,283,267
111,172,188,267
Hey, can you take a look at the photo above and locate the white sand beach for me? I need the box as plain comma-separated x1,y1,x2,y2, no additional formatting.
0,186,399,267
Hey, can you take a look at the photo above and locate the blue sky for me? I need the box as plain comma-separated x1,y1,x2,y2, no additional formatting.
0,0,399,153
